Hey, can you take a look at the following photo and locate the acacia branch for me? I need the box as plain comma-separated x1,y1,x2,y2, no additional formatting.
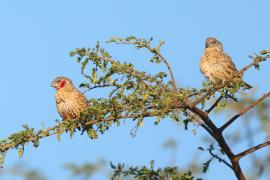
188,105,218,131
187,104,247,179
0,108,176,154
113,40,177,92
220,92,270,132
238,55,270,75
206,95,223,113
200,123,215,137
83,84,119,93
236,140,270,160
98,55,169,91
2,39,269,180
152,49,177,92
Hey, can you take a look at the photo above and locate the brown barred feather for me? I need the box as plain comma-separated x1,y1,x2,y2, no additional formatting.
200,37,252,89
52,77,89,121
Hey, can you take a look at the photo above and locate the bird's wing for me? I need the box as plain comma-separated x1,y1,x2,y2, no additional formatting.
74,90,89,108
219,53,239,75
200,51,240,83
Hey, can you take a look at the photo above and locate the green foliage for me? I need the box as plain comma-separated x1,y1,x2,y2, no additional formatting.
87,127,98,139
107,36,166,65
0,36,191,166
0,36,269,179
248,50,270,71
110,161,201,180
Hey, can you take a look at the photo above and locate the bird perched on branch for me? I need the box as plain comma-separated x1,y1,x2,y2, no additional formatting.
200,37,252,89
51,77,89,120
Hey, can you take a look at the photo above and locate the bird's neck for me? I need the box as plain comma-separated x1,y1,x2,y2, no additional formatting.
205,46,223,53
57,85,76,92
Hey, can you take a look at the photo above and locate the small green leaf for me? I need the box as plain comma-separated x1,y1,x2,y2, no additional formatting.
150,160,155,170
203,158,213,173
87,128,98,140
110,161,116,169
18,147,24,158
32,140,40,148
0,151,7,166
91,68,98,83
69,51,76,57
198,147,204,151
79,83,90,88
57,132,62,141
154,116,161,125
183,119,191,130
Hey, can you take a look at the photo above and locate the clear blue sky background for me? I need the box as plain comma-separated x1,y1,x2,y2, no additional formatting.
0,0,269,179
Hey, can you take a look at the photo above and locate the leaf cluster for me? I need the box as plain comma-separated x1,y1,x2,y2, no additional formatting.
110,161,200,180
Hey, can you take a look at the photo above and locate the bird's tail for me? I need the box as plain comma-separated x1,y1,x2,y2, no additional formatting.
234,78,253,90
243,81,252,89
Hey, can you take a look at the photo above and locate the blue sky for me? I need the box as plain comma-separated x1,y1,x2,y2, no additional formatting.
0,0,269,179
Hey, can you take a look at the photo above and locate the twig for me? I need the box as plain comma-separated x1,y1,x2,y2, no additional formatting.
83,84,118,93
0,108,177,153
220,92,270,132
190,88,217,107
206,96,223,113
114,41,177,92
238,55,270,75
208,148,233,170
98,55,169,91
236,140,270,160
152,49,177,92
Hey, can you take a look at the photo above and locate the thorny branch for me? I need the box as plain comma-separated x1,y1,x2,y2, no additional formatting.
236,140,270,160
152,49,178,92
238,55,270,75
0,37,269,180
97,55,169,91
220,92,270,132
0,108,178,153
111,38,177,92
206,95,223,113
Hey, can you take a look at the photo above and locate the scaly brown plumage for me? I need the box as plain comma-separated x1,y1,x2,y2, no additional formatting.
51,77,89,120
200,37,252,89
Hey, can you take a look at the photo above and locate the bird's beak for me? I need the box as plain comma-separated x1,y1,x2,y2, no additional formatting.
50,82,57,89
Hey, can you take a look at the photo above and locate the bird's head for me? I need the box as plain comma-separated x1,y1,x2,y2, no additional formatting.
205,37,223,51
51,77,74,90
